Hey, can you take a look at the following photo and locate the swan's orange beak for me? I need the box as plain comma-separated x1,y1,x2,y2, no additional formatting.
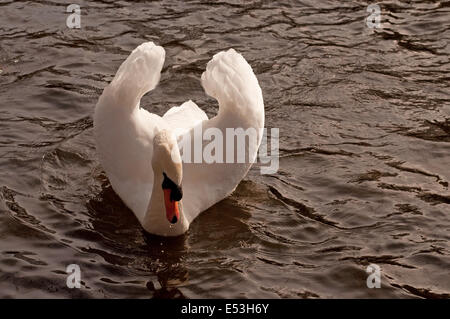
164,189,180,224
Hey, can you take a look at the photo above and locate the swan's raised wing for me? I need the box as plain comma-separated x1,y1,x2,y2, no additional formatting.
201,49,264,123
163,100,208,136
94,42,166,223
181,48,265,223
108,42,165,109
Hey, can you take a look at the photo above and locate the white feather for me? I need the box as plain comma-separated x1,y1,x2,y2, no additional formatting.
94,42,264,236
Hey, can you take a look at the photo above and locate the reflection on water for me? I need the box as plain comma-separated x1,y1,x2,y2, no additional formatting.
88,186,189,298
0,0,449,298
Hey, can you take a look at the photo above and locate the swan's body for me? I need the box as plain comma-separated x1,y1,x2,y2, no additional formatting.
94,42,264,236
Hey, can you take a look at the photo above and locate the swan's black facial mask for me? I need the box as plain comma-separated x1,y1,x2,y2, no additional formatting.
162,172,182,224
162,173,182,200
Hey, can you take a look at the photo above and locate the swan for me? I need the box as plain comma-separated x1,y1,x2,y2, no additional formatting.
94,42,264,236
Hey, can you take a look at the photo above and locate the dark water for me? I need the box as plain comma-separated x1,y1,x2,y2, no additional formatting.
1,0,449,298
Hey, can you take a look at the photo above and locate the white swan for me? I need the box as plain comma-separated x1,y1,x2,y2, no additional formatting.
94,42,264,236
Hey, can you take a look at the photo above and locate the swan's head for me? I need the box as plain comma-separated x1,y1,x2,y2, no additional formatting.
152,130,183,224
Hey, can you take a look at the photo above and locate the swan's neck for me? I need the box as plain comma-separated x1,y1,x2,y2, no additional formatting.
142,164,188,236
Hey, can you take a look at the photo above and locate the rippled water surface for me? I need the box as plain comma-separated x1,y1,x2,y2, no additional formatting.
1,0,449,298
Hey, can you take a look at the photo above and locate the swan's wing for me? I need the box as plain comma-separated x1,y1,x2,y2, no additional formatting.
162,100,208,136
108,42,165,110
201,48,264,122
181,49,264,224
94,42,166,223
